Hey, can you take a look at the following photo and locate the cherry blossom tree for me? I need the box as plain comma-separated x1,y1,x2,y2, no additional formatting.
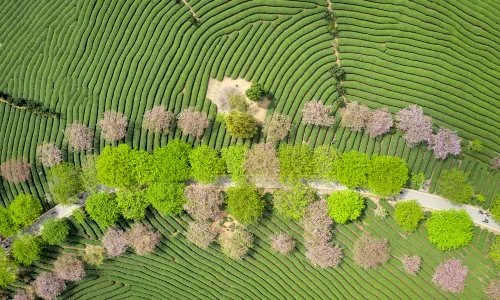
13,290,34,300
305,243,343,268
244,143,280,183
365,108,393,137
37,143,62,167
270,232,295,254
33,272,66,300
53,254,85,282
127,224,160,256
302,199,333,247
430,127,461,159
0,157,30,183
184,186,223,221
218,228,253,260
340,102,370,132
401,255,421,275
485,278,500,300
102,227,128,257
65,121,93,151
491,157,500,170
177,108,209,138
432,259,468,293
142,106,174,134
302,100,334,126
186,221,219,249
99,111,128,142
395,105,433,147
263,113,292,142
353,234,390,269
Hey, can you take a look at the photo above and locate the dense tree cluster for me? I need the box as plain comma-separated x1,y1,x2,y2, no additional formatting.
395,105,433,147
368,155,409,196
394,200,425,232
116,190,149,220
127,224,160,256
401,255,421,275
244,143,280,183
0,157,31,183
336,151,370,188
86,192,120,228
432,259,468,293
177,108,209,138
99,110,128,142
37,142,62,167
153,140,192,183
189,145,226,183
142,106,174,134
184,186,223,221
53,254,85,282
353,234,390,269
327,190,365,224
102,227,128,257
33,272,66,300
218,228,253,260
430,127,461,159
226,184,265,225
48,163,84,205
312,146,339,181
221,145,247,183
186,221,219,249
436,169,473,204
145,182,185,216
270,232,295,255
65,121,93,151
426,209,473,250
11,235,41,266
263,113,292,141
302,100,334,126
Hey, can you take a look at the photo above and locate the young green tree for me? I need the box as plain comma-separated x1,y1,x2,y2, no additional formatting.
426,209,473,251
152,140,192,183
72,208,86,224
0,207,18,237
145,182,186,216
469,139,483,153
41,219,69,245
489,194,500,222
436,169,474,204
221,145,247,183
327,190,365,224
225,111,258,138
489,236,500,266
116,190,149,220
278,144,315,184
313,146,339,181
410,172,426,190
11,235,41,266
48,163,84,204
9,193,42,227
0,248,17,288
368,155,409,196
226,184,265,225
336,151,370,188
81,154,99,191
85,193,121,228
273,184,316,220
189,145,226,184
394,200,425,232
245,82,266,101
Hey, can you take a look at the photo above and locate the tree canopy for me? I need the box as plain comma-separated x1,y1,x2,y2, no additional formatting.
145,182,186,216
85,193,121,228
221,145,247,183
189,145,226,184
0,248,17,288
327,190,365,224
117,190,149,220
41,219,69,245
9,193,42,227
152,140,191,183
245,82,266,101
226,184,265,225
426,209,473,251
278,144,315,184
436,169,473,204
336,151,370,188
48,163,84,204
11,234,41,266
225,111,258,138
273,183,316,220
368,155,409,196
394,200,425,232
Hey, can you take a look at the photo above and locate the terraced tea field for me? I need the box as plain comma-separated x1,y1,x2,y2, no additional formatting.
5,199,494,299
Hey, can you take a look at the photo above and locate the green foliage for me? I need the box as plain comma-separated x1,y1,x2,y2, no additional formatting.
469,139,483,152
245,82,266,101
436,169,473,204
48,163,84,204
9,193,42,227
225,111,258,138
410,172,426,190
117,190,149,220
0,248,17,288
85,193,120,228
221,145,247,183
189,145,226,183
81,155,99,191
475,194,486,203
96,144,154,189
336,151,371,188
229,93,249,112
327,190,365,224
394,200,425,232
0,207,18,237
41,219,69,245
489,236,500,266
273,184,316,220
152,140,191,183
368,155,409,196
426,209,473,251
226,184,265,225
145,182,186,215
72,208,86,224
313,146,339,181
11,234,41,266
491,195,500,222
278,144,315,184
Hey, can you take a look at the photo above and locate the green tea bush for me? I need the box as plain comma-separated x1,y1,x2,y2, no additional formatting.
327,190,365,224
426,209,473,251
394,200,424,232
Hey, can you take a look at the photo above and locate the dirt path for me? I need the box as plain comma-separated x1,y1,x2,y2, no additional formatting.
182,0,199,20
326,0,347,105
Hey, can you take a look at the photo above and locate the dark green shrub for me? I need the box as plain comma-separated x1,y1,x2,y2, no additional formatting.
226,184,265,225
41,219,69,245
86,193,120,228
245,82,265,101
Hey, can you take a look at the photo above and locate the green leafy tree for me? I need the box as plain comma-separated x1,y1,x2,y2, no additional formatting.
313,145,339,181
336,151,370,188
225,111,258,138
189,145,226,183
81,155,99,190
327,190,365,224
9,193,42,227
41,219,69,245
145,182,186,215
426,209,473,251
245,82,266,101
72,208,86,224
228,93,249,112
491,195,500,222
475,194,486,203
0,207,18,237
368,155,409,196
48,163,84,204
221,145,247,183
11,235,41,266
469,139,483,152
133,149,156,185
273,184,316,220
152,140,191,183
437,169,474,204
489,236,500,266
410,172,426,190
394,200,425,232
85,193,120,228
0,248,17,288
226,184,265,225
117,190,149,220
278,144,315,183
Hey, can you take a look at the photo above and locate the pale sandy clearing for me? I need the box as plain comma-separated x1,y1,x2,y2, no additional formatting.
206,77,269,123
